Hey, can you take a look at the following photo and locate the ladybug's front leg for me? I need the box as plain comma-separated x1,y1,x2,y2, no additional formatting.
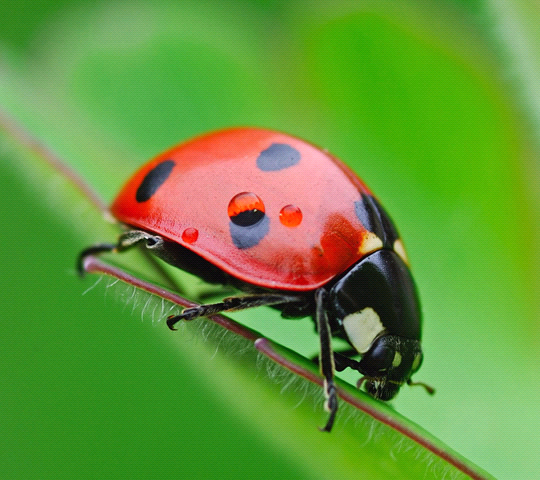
77,230,163,275
314,288,338,432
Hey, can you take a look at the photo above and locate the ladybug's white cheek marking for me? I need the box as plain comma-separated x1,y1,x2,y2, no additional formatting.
393,239,409,265
358,232,383,257
411,353,422,372
343,307,385,354
392,351,402,368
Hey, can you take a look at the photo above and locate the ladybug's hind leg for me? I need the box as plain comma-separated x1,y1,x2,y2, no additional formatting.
77,230,163,276
166,293,303,330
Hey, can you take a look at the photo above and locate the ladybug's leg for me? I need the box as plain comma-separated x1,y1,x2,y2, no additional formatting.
77,243,117,275
166,293,302,330
333,352,362,372
314,288,338,432
309,348,358,365
77,230,163,276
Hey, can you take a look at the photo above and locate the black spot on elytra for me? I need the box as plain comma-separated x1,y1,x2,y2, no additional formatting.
229,215,270,249
136,160,175,203
354,193,400,248
256,143,300,171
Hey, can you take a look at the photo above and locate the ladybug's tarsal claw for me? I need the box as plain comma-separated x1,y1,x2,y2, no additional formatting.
166,315,180,330
167,305,206,329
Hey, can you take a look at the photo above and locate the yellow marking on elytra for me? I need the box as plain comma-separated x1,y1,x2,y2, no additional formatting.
358,232,383,256
393,239,409,265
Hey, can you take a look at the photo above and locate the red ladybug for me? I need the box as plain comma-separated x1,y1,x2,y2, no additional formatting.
78,128,430,431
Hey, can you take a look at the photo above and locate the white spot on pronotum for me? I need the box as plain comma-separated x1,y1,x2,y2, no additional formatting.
393,239,409,265
411,353,422,372
358,232,383,257
343,307,385,354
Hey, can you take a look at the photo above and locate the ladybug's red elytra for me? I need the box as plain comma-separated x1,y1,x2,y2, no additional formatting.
78,128,432,431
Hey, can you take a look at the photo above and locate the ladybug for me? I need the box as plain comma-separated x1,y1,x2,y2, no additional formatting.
78,128,432,432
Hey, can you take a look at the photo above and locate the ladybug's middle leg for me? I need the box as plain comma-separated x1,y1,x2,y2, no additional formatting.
166,293,303,330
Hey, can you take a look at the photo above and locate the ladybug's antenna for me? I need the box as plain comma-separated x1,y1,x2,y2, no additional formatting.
407,379,436,395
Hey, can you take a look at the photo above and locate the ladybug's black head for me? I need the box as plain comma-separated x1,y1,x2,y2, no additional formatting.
328,249,424,401
357,335,423,400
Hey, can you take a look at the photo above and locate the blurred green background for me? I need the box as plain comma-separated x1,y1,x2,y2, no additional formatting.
1,1,539,478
